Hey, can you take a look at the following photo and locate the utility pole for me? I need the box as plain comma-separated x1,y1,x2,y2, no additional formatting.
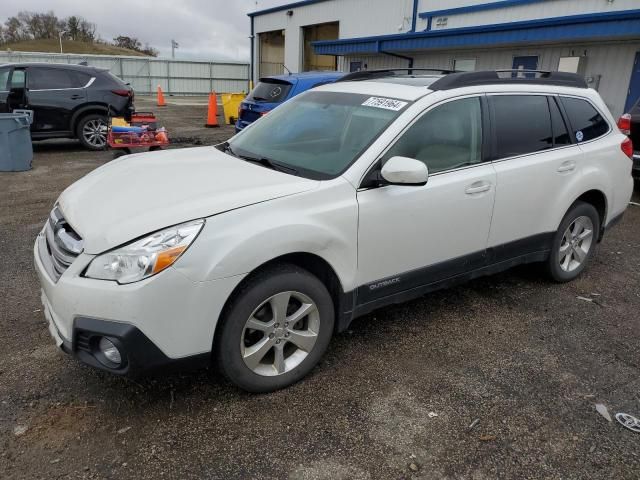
171,40,179,59
59,30,67,54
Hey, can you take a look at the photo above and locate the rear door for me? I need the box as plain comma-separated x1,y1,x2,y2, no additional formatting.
487,94,583,259
26,67,90,134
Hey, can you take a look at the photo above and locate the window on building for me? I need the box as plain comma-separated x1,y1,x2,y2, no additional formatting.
492,95,552,159
560,97,609,142
383,97,483,174
454,59,476,72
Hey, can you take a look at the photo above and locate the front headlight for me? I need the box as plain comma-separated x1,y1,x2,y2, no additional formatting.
85,219,204,284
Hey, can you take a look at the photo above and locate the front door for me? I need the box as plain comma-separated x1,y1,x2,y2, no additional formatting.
624,52,640,113
512,56,538,78
356,96,496,305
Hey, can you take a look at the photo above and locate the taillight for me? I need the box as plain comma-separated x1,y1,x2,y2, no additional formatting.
618,113,631,136
260,110,270,117
621,137,633,159
111,89,132,97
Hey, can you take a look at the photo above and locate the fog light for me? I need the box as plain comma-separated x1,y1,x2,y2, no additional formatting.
98,337,122,366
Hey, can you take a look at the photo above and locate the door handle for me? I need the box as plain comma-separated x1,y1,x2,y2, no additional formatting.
465,181,492,195
557,161,576,173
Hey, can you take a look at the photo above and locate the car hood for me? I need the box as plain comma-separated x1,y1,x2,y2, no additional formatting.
58,147,318,254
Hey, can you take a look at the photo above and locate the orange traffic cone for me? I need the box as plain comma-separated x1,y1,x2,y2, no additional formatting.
204,91,219,128
157,85,166,107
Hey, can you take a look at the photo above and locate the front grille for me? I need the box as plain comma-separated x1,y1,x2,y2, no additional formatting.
40,206,83,282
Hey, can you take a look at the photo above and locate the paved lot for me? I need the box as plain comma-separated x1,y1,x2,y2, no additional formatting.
1,99,640,479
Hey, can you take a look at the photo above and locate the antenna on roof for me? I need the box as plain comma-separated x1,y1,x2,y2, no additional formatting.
283,64,292,75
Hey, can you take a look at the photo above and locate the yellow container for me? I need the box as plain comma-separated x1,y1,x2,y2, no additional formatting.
221,93,247,125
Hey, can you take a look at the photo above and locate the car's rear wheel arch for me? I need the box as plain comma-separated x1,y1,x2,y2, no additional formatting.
573,189,607,241
70,104,109,133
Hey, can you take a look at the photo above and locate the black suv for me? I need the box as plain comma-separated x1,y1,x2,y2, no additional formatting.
0,63,134,150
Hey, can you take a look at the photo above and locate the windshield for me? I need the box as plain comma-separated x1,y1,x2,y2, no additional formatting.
247,80,293,103
228,91,409,179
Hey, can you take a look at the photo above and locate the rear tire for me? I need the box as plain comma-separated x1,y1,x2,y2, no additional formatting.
76,113,108,151
546,201,600,282
215,264,334,393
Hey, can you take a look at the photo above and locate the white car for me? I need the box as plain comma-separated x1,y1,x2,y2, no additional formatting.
35,69,634,392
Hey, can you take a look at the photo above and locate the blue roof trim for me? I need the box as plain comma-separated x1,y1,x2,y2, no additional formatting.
313,9,640,55
418,0,551,20
248,0,331,17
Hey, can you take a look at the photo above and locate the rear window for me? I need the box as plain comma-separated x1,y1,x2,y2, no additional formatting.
105,71,128,87
560,97,609,142
28,68,90,90
492,95,553,159
248,80,292,103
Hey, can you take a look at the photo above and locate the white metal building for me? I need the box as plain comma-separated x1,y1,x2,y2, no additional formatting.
249,0,640,117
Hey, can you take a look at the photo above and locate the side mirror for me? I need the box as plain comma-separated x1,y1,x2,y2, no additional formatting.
380,156,429,186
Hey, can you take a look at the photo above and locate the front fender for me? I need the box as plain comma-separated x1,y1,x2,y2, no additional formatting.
174,178,359,291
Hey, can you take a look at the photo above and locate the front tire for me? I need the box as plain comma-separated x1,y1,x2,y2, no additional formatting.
216,264,335,393
546,201,600,282
76,113,108,151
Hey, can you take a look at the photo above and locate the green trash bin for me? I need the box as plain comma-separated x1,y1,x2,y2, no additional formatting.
0,113,33,172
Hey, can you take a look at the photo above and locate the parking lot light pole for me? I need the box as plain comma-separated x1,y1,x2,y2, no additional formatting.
59,31,67,54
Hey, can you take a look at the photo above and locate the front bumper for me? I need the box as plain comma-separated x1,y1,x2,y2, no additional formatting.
34,230,245,375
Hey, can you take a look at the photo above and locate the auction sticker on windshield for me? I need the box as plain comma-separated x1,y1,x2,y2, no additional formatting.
362,97,408,111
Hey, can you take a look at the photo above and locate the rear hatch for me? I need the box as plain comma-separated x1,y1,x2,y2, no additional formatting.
238,78,295,125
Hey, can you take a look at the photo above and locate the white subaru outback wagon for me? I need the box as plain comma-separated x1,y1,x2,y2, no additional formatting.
35,69,634,392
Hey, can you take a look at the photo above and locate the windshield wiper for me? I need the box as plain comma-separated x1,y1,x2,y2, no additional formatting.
251,96,269,101
219,141,298,175
241,156,298,175
219,141,236,156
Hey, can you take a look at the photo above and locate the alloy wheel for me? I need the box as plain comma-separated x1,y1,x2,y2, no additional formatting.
82,119,107,148
241,291,320,377
559,215,594,272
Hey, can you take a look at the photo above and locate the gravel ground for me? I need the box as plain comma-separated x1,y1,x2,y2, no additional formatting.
1,98,639,479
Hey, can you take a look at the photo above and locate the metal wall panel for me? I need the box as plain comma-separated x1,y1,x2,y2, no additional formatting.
253,0,415,76
427,0,640,30
342,40,640,117
0,51,249,95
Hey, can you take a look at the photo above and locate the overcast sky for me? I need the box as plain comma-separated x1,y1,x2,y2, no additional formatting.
3,0,291,61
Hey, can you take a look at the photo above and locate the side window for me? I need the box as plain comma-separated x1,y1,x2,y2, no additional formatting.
9,69,26,89
0,68,9,90
492,95,552,159
28,68,81,90
561,97,609,142
549,97,571,146
383,97,483,174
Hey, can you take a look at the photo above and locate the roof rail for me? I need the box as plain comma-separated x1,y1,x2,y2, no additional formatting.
336,68,455,82
429,70,588,90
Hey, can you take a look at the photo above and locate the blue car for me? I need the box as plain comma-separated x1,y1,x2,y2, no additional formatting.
235,71,345,132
